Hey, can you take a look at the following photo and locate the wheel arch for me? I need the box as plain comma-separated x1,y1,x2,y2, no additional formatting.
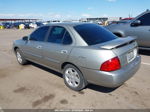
61,62,87,79
113,32,123,37
61,62,78,70
14,46,19,52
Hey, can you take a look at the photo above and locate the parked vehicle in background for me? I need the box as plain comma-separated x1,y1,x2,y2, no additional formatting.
29,22,38,28
108,19,132,25
13,23,141,91
0,22,42,29
106,10,150,50
0,23,4,29
19,24,25,29
13,22,38,29
2,22,14,29
24,22,31,29
121,17,134,20
13,22,23,29
36,22,44,27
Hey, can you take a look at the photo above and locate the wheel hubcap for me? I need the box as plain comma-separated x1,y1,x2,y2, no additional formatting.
65,68,80,88
16,52,22,63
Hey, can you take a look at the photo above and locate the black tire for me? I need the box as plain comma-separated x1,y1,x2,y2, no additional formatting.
15,48,28,65
63,64,87,91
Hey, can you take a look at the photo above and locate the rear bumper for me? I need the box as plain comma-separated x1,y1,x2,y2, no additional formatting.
81,55,141,88
139,46,150,50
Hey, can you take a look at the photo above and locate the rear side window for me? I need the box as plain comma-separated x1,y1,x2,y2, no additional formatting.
47,26,72,45
30,26,49,41
74,24,116,45
62,31,72,45
138,13,150,26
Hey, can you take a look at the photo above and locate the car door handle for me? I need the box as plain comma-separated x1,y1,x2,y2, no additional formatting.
36,45,42,49
61,50,68,54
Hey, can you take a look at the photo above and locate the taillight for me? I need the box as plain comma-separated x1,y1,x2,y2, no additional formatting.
100,57,121,72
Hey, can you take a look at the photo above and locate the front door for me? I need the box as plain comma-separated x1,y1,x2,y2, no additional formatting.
22,26,50,63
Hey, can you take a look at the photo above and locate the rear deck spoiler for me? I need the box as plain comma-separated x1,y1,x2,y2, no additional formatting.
100,36,137,50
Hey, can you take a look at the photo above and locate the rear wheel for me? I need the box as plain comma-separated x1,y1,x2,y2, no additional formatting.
15,48,28,65
63,64,87,91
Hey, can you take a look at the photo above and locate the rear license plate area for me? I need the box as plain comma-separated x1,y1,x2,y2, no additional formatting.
127,48,137,63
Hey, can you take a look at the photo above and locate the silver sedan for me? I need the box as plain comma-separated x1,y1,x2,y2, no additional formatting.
13,23,141,91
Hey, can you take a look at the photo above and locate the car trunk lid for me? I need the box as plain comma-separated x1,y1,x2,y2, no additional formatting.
98,37,138,67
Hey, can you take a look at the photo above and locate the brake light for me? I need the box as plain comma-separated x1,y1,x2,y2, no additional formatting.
100,57,121,72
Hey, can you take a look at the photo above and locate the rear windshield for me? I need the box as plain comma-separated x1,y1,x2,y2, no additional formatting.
74,24,116,45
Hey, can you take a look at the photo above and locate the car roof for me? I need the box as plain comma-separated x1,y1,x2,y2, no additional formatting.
46,22,92,27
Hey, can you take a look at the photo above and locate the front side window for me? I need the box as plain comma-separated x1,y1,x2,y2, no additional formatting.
47,26,72,45
74,24,116,45
30,26,49,41
138,13,150,26
47,26,65,44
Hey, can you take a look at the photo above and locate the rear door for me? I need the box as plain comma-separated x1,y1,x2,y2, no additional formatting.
22,26,50,63
127,13,150,47
43,26,73,71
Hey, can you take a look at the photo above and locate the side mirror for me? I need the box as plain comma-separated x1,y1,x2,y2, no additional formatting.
131,20,141,27
22,36,28,41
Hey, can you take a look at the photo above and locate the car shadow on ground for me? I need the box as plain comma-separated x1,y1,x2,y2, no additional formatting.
30,62,63,78
29,62,117,93
139,49,150,56
86,84,117,93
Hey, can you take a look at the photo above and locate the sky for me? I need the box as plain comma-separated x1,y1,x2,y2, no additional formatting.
0,0,149,20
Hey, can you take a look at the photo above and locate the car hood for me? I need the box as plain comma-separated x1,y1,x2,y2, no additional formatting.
105,23,128,29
